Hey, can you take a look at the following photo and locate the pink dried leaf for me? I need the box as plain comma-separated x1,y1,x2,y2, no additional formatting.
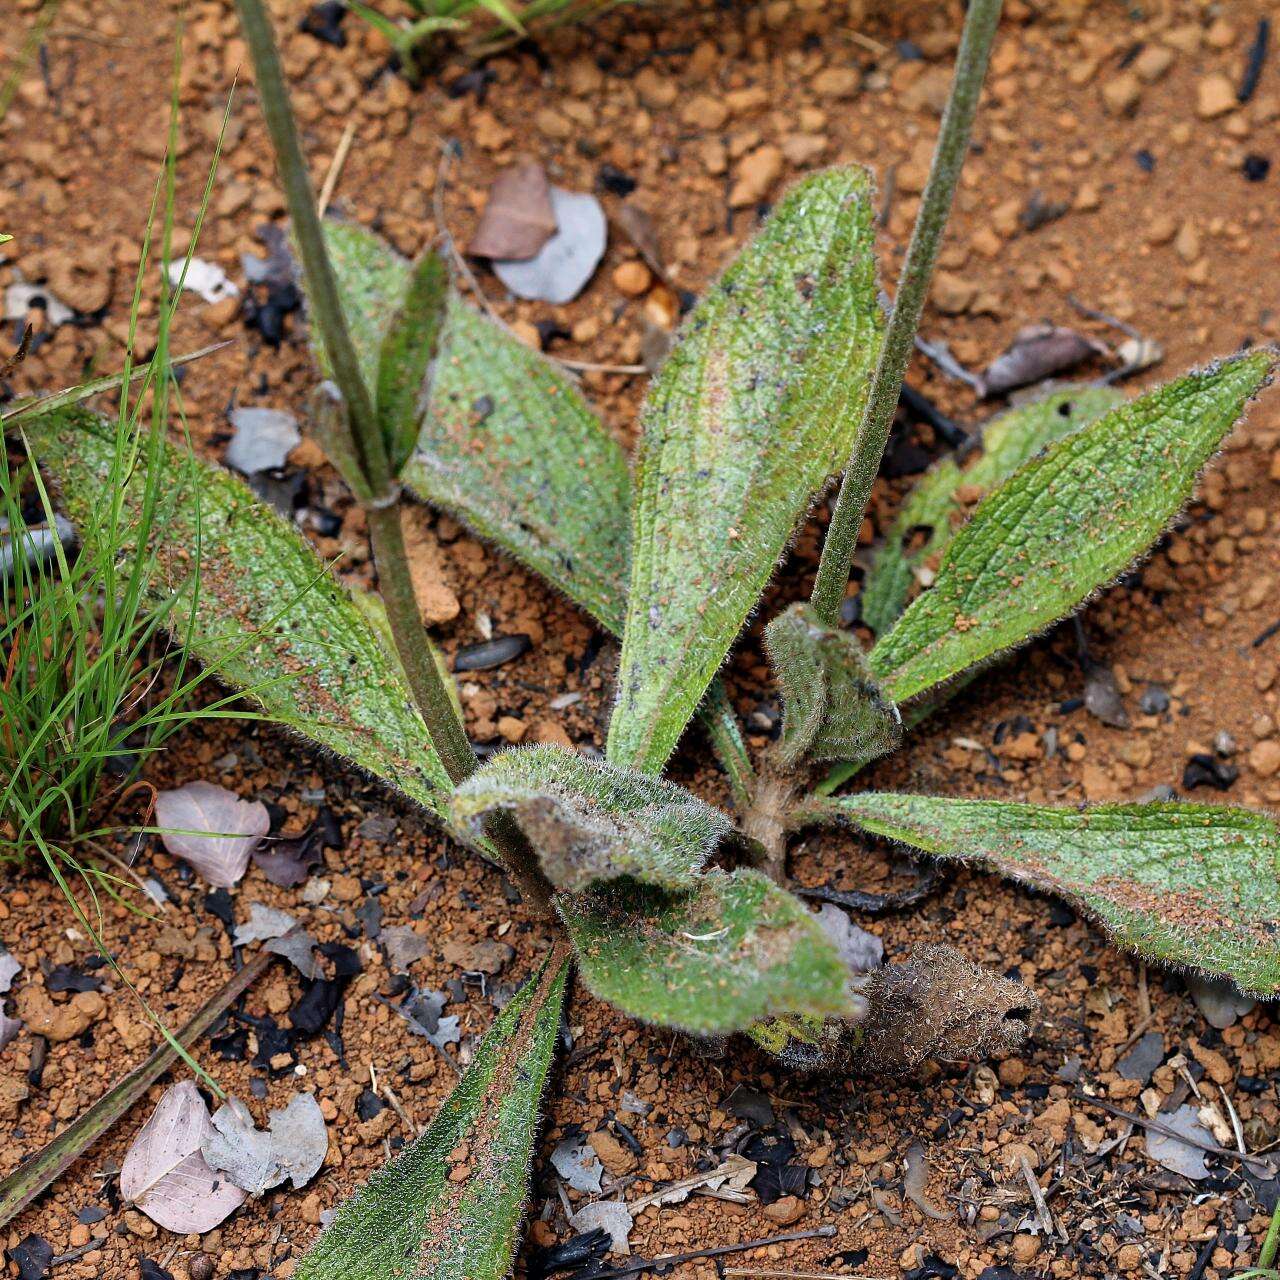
119,1081,247,1234
154,781,270,887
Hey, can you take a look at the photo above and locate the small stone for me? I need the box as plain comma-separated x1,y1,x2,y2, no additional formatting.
680,94,728,131
781,133,828,166
535,107,572,140
1249,739,1280,778
1174,220,1201,263
729,145,784,207
206,296,241,329
1197,73,1238,119
1116,1243,1143,1272
901,65,953,115
998,1057,1027,1087
496,716,527,744
188,1256,215,1280
931,271,975,315
588,1129,636,1176
1205,18,1237,50
812,67,859,99
1134,45,1175,83
612,260,652,297
530,719,572,747
634,67,677,111
1011,1234,1041,1264
1074,183,1101,212
1102,71,1142,116
762,1195,805,1225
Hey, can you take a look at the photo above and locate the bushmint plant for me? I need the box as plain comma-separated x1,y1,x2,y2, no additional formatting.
22,0,1280,1275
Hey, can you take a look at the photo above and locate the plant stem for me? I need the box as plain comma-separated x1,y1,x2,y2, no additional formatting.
235,0,552,915
809,0,1004,627
235,0,386,495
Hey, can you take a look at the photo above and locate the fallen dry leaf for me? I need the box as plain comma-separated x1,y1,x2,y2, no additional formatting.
614,201,666,281
493,187,607,305
155,781,270,887
977,323,1110,397
468,161,558,261
120,1081,248,1233
202,1093,328,1197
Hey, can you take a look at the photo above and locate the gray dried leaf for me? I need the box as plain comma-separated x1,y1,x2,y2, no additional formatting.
724,1085,774,1128
381,925,431,974
1186,974,1256,1030
1116,1031,1165,1083
232,903,298,947
400,988,461,1052
570,1200,633,1254
0,1005,21,1050
615,202,665,278
120,1081,248,1233
169,258,239,305
814,904,884,974
976,323,1109,398
5,279,75,327
202,1093,328,1197
551,1135,604,1194
266,931,322,980
493,188,607,305
0,951,19,993
1145,1105,1214,1180
226,407,301,475
241,223,296,287
469,161,558,261
154,781,270,887
442,937,514,975
1083,663,1130,729
903,1143,951,1221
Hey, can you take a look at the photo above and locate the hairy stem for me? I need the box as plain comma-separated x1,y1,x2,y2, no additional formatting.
235,0,385,493
235,0,552,915
809,0,1004,626
741,769,798,885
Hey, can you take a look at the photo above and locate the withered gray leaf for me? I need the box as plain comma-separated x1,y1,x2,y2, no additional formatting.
977,323,1110,398
203,1093,328,1197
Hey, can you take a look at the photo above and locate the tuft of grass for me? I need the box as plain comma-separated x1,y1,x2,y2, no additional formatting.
0,82,227,884
345,0,644,82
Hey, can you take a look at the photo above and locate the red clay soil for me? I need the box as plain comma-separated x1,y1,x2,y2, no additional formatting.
2,1,1280,1277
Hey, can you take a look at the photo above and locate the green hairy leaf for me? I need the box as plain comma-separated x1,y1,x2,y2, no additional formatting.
764,602,900,768
450,744,730,893
861,385,1124,635
295,952,570,1280
378,250,449,474
608,167,884,774
821,793,1280,995
403,300,631,632
559,869,854,1034
869,352,1276,704
27,408,454,817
